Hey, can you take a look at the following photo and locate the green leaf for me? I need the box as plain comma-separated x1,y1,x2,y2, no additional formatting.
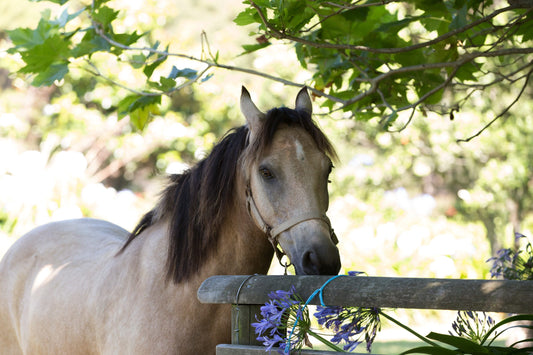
30,0,69,4
19,35,71,73
449,5,467,31
142,45,168,78
91,6,119,27
129,95,161,112
294,42,311,69
341,7,370,22
234,9,259,26
118,94,161,130
376,15,427,33
168,66,197,80
241,42,270,54
93,0,112,6
146,41,161,59
427,332,489,353
400,346,459,355
455,61,479,82
131,54,146,69
51,7,85,28
201,73,213,82
7,14,57,51
143,56,167,79
131,96,161,130
31,63,69,86
117,95,139,117
321,8,368,38
516,12,533,42
112,31,143,46
158,77,176,91
481,314,533,344
410,0,448,17
71,28,111,57
7,28,44,50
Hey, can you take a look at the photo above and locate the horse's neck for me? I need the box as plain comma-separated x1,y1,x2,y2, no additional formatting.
138,187,274,288
191,183,274,278
106,184,273,353
200,199,274,277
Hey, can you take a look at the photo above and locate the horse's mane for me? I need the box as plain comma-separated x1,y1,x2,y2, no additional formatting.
120,106,336,283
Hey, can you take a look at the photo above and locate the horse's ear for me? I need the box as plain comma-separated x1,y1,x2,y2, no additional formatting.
240,86,265,133
295,87,312,115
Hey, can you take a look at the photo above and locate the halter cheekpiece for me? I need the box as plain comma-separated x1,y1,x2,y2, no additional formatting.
245,182,339,269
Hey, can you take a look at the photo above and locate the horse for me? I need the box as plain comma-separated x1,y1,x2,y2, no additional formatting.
0,87,341,354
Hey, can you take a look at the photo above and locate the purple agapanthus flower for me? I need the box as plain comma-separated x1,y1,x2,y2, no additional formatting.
315,306,381,352
314,271,381,352
252,285,309,354
487,233,533,281
253,271,383,354
450,310,496,344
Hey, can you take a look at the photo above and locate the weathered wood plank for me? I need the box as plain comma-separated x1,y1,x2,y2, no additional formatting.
232,304,263,345
198,275,533,314
216,344,371,355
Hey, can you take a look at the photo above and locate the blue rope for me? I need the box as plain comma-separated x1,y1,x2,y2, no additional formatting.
284,274,346,353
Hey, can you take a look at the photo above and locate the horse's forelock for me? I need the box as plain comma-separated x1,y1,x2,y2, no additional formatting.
244,107,337,166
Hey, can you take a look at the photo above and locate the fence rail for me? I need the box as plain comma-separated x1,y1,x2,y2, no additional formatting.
197,275,533,354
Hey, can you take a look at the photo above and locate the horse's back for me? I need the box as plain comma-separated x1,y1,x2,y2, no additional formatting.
0,218,129,354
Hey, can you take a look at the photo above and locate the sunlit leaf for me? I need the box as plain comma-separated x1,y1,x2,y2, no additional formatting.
158,77,176,91
71,28,111,57
168,66,197,80
234,8,259,26
31,63,69,86
91,6,119,27
241,42,269,54
19,35,70,73
51,7,85,28
29,0,69,4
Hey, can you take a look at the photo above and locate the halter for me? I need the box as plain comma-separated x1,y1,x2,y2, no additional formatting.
245,183,339,270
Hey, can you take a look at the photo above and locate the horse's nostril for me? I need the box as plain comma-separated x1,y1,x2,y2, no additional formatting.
302,250,320,275
301,246,341,275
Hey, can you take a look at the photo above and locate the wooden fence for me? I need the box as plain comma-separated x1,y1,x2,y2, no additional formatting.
197,275,533,354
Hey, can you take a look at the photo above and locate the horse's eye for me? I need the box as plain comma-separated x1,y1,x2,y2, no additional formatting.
259,167,274,180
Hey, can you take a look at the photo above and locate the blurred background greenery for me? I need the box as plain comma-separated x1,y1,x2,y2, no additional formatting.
1,0,532,348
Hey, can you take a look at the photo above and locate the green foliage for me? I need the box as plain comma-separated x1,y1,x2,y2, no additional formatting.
6,0,205,130
235,0,533,126
7,0,533,131
401,314,533,354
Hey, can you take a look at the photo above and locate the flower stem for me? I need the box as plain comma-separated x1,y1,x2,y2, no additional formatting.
307,329,347,352
379,311,441,348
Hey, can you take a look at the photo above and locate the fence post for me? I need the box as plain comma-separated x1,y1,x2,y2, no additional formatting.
232,304,262,345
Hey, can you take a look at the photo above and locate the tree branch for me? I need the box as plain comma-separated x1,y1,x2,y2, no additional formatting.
91,17,344,103
248,1,521,54
457,66,533,143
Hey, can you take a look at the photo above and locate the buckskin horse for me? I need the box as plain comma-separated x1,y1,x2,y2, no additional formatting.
0,87,341,354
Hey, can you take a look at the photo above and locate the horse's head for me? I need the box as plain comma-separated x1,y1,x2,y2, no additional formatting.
240,87,341,275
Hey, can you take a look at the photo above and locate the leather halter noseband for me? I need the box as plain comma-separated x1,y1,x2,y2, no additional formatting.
245,183,339,267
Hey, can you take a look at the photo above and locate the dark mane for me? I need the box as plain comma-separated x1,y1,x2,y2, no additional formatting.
120,106,336,284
